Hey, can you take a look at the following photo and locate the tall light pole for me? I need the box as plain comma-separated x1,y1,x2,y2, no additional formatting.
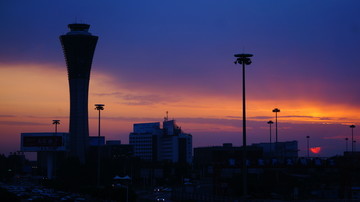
267,121,274,155
306,136,310,158
234,53,253,197
272,108,280,157
354,140,357,152
95,104,105,187
52,120,60,134
95,104,105,138
272,108,280,143
48,120,60,180
350,125,356,153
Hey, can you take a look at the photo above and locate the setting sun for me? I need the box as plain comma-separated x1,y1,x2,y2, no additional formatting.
310,147,321,154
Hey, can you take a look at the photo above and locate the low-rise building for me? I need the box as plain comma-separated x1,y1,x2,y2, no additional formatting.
129,118,192,164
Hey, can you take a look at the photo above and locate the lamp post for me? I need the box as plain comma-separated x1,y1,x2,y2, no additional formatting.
272,108,280,157
95,104,105,187
272,108,280,143
267,121,274,155
350,125,356,153
354,141,357,152
52,120,60,134
234,53,253,197
306,136,310,158
49,120,60,179
95,104,105,138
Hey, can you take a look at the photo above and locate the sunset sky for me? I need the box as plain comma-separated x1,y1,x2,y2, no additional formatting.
1,0,360,158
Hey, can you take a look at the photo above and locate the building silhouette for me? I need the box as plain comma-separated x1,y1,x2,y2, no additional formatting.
129,119,192,164
252,140,298,158
60,23,98,163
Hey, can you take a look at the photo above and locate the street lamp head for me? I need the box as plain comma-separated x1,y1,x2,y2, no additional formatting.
350,125,356,129
346,138,349,140
234,53,253,65
267,120,274,124
272,108,280,113
52,120,60,124
234,53,253,58
95,104,105,110
306,136,310,139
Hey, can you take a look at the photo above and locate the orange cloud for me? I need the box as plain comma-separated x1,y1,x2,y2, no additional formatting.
1,63,360,156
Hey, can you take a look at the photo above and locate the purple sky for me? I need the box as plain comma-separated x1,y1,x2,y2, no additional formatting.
1,0,360,158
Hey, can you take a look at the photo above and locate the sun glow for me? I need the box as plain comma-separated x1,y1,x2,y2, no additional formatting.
310,147,321,154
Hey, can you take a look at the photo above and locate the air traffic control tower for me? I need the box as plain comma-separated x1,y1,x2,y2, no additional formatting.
60,24,98,163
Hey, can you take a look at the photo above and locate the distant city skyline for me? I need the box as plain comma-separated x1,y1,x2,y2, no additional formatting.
1,0,360,158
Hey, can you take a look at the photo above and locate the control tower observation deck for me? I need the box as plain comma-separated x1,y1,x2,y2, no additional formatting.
60,24,98,163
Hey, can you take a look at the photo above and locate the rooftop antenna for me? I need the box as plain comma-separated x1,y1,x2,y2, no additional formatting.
164,111,169,121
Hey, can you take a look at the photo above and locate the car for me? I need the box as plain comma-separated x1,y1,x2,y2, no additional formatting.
155,196,165,201
153,186,163,192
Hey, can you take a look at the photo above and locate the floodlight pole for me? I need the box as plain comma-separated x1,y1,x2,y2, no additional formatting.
272,108,280,143
267,121,274,155
48,120,60,180
350,125,356,153
234,53,253,197
52,120,60,134
272,108,280,157
95,104,105,187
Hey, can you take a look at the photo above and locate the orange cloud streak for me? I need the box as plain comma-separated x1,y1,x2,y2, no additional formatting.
1,64,360,154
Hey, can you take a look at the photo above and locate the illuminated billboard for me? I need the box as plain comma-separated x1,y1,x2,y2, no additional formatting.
21,133,69,152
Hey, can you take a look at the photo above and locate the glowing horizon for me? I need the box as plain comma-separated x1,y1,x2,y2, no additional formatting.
1,63,359,157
